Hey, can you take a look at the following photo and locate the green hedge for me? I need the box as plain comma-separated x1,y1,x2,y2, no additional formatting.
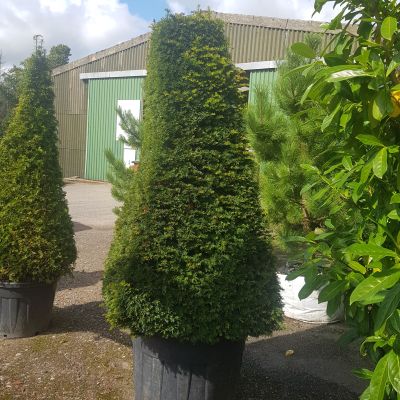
103,12,282,344
0,50,76,283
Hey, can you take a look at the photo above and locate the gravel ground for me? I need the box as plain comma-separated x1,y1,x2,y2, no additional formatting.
0,181,370,400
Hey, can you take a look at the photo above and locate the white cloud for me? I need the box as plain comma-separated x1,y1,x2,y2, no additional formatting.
166,0,340,22
0,0,150,68
0,0,343,69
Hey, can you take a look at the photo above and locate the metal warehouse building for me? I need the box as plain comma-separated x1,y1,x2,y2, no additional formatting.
53,11,335,181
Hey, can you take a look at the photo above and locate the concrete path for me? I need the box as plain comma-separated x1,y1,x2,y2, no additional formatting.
64,180,118,229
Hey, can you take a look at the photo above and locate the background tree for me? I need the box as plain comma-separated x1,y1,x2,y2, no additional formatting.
246,34,339,250
0,42,71,135
0,65,23,135
0,49,76,283
47,44,71,70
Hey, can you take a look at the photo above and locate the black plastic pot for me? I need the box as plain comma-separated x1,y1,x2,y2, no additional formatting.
133,336,245,400
0,281,57,338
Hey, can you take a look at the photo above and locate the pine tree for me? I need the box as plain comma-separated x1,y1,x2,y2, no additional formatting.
105,106,142,206
246,34,338,248
0,49,76,283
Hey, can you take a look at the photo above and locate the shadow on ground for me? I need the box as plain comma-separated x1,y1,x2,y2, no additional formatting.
57,270,103,291
73,221,93,232
236,324,370,400
51,301,131,347
236,360,359,400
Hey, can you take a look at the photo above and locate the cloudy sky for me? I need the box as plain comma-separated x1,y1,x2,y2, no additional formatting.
0,0,339,68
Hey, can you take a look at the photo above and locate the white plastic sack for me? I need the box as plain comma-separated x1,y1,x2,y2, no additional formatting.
278,273,343,324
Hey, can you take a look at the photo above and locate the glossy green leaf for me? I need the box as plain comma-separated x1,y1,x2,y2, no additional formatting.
291,42,316,58
348,260,367,274
373,148,388,179
322,9,345,30
358,291,386,305
298,280,318,300
322,103,341,132
314,0,329,13
390,193,400,204
326,294,342,316
387,54,400,77
360,162,373,183
300,164,320,173
347,243,397,259
388,310,400,333
394,335,400,354
342,155,352,170
360,385,372,400
298,274,324,300
381,17,398,41
388,209,400,221
300,182,318,195
327,69,372,82
368,353,389,400
350,269,400,305
373,91,393,121
286,267,309,281
318,280,347,302
353,368,374,380
356,134,384,147
374,284,400,330
351,182,364,203
387,351,400,393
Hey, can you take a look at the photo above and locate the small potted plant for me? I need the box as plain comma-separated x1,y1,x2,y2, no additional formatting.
103,12,281,399
0,48,76,338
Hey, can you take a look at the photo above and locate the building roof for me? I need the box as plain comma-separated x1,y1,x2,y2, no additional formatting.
53,11,336,77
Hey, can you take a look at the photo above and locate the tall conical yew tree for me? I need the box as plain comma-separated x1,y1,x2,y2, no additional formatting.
0,49,76,283
103,12,282,344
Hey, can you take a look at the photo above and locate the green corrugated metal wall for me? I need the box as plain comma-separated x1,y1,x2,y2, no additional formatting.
248,69,277,102
85,77,144,181
53,14,337,178
84,70,274,182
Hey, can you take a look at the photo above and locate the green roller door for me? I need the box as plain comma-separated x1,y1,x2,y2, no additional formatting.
248,69,277,103
85,77,144,181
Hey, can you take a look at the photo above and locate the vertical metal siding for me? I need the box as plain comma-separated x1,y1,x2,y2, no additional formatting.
85,77,144,181
54,41,149,178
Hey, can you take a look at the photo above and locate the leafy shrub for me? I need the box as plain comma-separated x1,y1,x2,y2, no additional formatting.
0,50,76,283
289,0,400,397
103,12,282,344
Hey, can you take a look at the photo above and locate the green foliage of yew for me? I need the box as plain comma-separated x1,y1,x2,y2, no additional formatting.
103,12,282,344
0,50,76,283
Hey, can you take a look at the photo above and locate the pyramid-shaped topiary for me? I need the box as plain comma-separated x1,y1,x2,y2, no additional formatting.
0,49,76,283
103,12,282,344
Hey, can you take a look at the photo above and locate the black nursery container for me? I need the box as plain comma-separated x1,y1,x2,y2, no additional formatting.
133,337,245,400
0,281,56,338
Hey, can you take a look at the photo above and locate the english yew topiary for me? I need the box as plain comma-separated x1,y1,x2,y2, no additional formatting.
103,12,282,344
0,49,76,283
